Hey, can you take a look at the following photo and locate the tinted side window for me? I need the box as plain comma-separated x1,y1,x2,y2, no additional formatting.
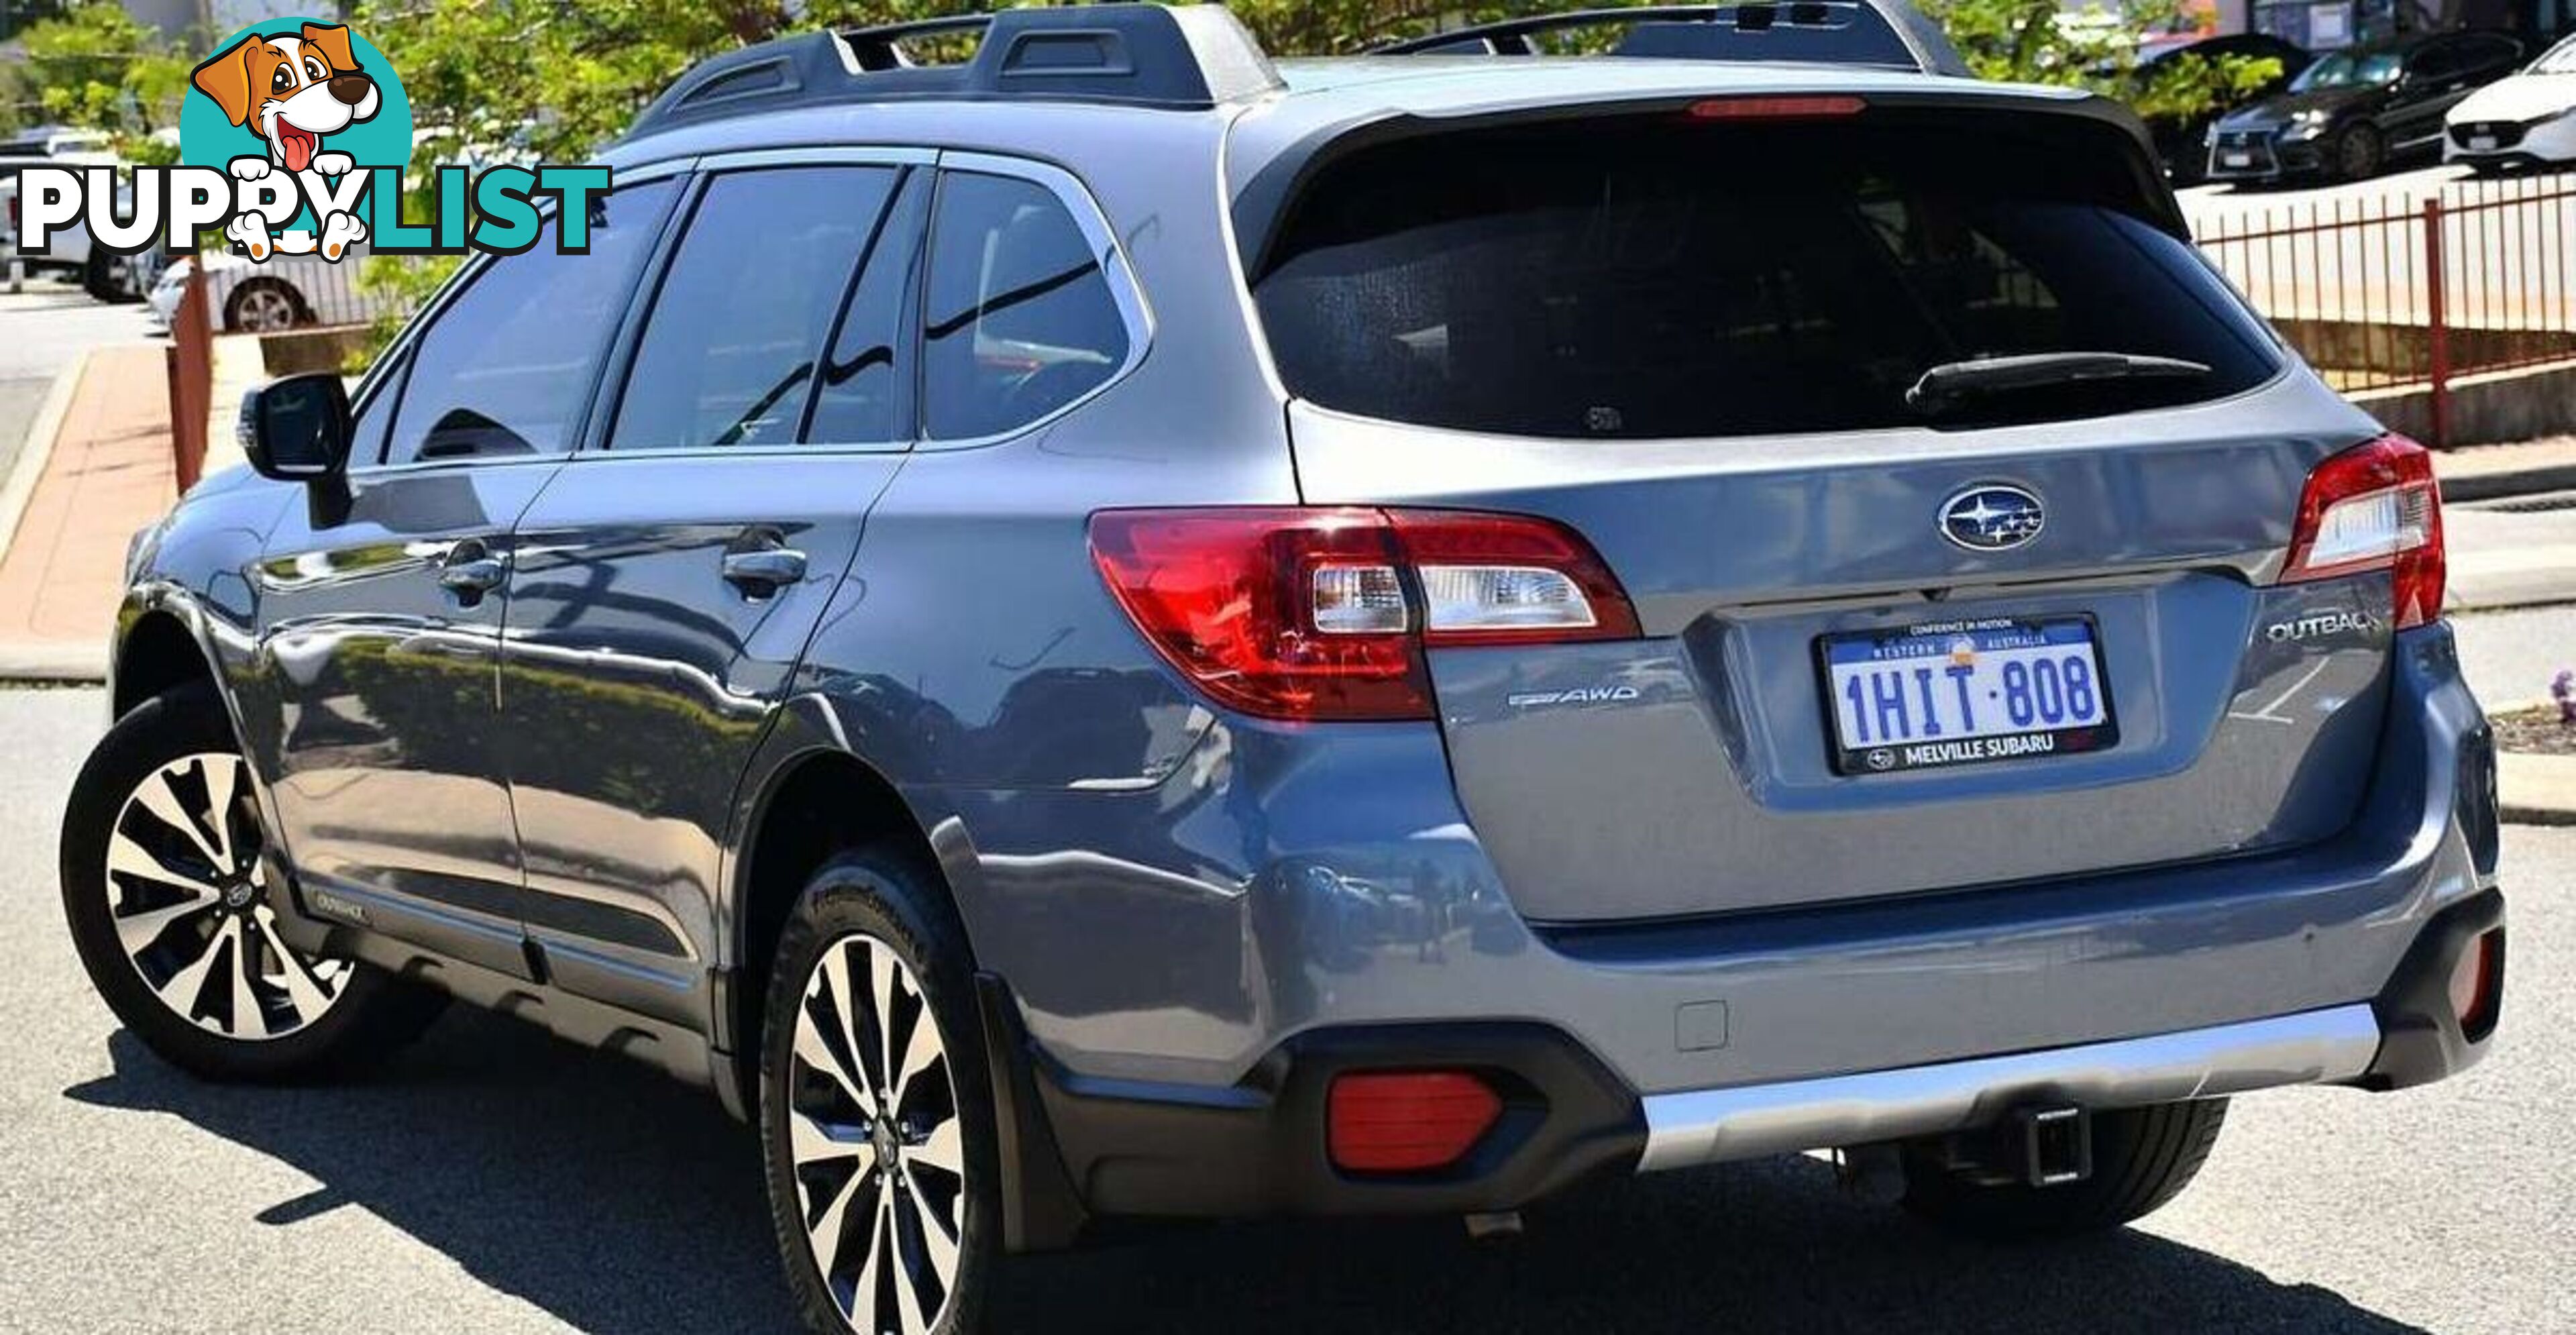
922,172,1130,441
806,169,930,446
384,178,677,464
2410,44,2463,81
2461,36,2522,73
610,166,899,451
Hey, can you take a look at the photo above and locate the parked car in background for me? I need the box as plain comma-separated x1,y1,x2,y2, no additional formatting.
1,149,148,303
2445,32,2576,173
2135,31,2312,183
148,244,391,333
0,125,113,158
2208,30,2526,182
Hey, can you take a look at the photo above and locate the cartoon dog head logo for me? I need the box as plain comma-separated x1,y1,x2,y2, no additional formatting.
193,24,380,176
180,17,411,264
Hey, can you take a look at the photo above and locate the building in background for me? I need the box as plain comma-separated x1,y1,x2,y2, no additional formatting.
2249,0,2567,48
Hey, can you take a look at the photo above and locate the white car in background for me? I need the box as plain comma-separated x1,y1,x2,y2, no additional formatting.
148,244,393,333
1,150,154,303
2446,33,2576,173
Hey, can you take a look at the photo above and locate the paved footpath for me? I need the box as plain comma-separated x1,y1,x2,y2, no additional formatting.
0,344,172,676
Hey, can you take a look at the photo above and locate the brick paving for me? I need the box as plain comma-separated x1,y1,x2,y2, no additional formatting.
0,345,174,663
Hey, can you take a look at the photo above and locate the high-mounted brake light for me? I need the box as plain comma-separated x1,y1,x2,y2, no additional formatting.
1087,507,1640,723
2279,433,2445,629
1685,95,1868,121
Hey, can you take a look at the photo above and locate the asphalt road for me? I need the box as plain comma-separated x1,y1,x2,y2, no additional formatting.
0,686,2567,1334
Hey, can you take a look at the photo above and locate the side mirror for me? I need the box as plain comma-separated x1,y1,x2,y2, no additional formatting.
239,373,354,482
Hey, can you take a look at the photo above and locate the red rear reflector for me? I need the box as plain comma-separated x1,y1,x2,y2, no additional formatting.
1089,507,1638,723
1685,95,1868,120
2449,928,2504,1040
1328,1071,1503,1174
2279,433,2445,629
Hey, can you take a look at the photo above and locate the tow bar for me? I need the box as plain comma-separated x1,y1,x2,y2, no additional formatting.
1916,1104,2095,1187
2014,1105,2092,1187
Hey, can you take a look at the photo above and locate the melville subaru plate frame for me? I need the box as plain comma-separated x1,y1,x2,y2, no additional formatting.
1815,614,2122,776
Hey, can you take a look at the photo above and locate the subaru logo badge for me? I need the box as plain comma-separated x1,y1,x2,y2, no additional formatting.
1937,484,2045,552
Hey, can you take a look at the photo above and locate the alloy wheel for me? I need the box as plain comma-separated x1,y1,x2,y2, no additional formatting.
232,286,297,332
103,752,349,1039
788,933,966,1335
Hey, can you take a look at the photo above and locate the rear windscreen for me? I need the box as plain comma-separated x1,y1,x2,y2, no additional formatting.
1250,113,2279,438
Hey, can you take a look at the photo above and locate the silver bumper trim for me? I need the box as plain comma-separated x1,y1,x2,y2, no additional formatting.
1636,1004,2382,1173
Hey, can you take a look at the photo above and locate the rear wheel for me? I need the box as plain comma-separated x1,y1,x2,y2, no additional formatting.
759,849,1000,1335
59,682,445,1081
1898,1099,2229,1238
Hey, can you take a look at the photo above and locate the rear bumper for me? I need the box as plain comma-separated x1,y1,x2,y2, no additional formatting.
935,623,2503,1231
987,886,2502,1238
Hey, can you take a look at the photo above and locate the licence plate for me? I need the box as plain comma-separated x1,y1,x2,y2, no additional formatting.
2222,152,2255,168
1820,617,2118,775
2469,136,2498,152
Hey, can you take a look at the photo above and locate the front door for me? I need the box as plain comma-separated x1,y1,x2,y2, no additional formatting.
498,158,926,1024
245,176,681,975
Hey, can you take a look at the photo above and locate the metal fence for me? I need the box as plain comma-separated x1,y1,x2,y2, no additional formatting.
232,246,393,331
2194,171,2576,444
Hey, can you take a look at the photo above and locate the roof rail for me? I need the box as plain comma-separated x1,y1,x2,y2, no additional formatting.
626,3,1282,142
1372,2,1971,78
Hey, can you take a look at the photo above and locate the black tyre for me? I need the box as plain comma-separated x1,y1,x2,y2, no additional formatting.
222,277,307,332
83,248,142,304
1898,1099,2229,1239
2334,123,2387,181
60,682,445,1082
759,848,1000,1335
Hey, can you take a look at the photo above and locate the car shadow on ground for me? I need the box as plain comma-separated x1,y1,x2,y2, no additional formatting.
68,1009,2430,1335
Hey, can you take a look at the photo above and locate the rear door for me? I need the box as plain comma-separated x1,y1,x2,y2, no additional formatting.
496,154,927,1020
1249,103,2394,923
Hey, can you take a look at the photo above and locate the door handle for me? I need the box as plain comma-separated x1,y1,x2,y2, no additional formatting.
437,557,506,595
435,540,507,602
720,547,808,596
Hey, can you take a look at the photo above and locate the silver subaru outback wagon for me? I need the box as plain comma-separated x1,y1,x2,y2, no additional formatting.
60,4,2504,1332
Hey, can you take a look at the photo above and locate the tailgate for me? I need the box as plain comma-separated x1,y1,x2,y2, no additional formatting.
1248,99,2400,922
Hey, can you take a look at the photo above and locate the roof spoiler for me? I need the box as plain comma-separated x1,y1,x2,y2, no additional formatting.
1372,2,1972,78
627,3,1283,142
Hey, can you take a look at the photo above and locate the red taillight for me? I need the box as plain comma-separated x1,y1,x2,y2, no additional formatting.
1684,95,1868,121
2279,433,2445,629
1088,507,1638,723
1328,1071,1503,1174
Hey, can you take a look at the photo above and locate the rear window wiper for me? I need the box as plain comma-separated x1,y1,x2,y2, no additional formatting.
1904,352,2212,416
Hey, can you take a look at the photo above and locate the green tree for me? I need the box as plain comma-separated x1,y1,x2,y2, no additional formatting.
1923,0,2282,120
0,1,189,143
